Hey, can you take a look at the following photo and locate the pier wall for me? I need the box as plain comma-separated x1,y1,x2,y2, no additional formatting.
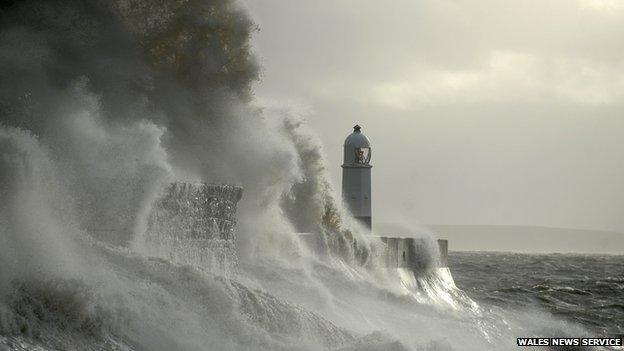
297,232,448,269
146,182,243,272
380,237,448,269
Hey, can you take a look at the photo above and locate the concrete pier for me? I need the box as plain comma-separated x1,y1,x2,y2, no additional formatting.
380,237,448,269
146,182,243,272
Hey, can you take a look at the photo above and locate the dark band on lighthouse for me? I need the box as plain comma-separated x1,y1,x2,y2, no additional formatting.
341,125,372,230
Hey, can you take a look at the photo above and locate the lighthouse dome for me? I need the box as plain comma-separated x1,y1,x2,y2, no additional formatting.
343,125,372,166
344,125,371,148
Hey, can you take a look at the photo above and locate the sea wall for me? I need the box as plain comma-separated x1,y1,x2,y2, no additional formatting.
145,182,243,272
297,232,448,269
380,237,448,270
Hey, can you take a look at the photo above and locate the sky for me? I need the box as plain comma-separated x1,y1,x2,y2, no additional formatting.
240,0,624,234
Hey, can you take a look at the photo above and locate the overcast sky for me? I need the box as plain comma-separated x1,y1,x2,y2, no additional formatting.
241,0,624,234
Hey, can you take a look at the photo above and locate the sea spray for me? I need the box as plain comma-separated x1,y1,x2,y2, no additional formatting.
0,128,82,291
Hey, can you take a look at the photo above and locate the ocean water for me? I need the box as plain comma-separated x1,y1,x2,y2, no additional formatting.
450,252,624,339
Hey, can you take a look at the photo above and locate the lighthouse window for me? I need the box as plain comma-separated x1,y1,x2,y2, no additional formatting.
354,147,370,164
402,251,406,262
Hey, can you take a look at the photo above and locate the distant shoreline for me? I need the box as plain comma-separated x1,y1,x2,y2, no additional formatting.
433,224,624,255
448,250,624,256
374,223,624,255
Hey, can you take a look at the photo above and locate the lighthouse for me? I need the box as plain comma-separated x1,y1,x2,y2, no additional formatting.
342,125,372,230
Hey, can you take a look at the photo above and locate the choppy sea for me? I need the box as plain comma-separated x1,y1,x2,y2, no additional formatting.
450,252,624,339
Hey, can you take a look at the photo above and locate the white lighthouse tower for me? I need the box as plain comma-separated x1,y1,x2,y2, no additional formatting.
342,125,372,230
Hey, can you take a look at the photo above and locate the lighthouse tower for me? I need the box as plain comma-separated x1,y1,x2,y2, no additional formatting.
342,125,372,230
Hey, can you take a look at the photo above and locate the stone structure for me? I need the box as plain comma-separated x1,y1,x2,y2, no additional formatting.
146,182,243,272
381,237,448,270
